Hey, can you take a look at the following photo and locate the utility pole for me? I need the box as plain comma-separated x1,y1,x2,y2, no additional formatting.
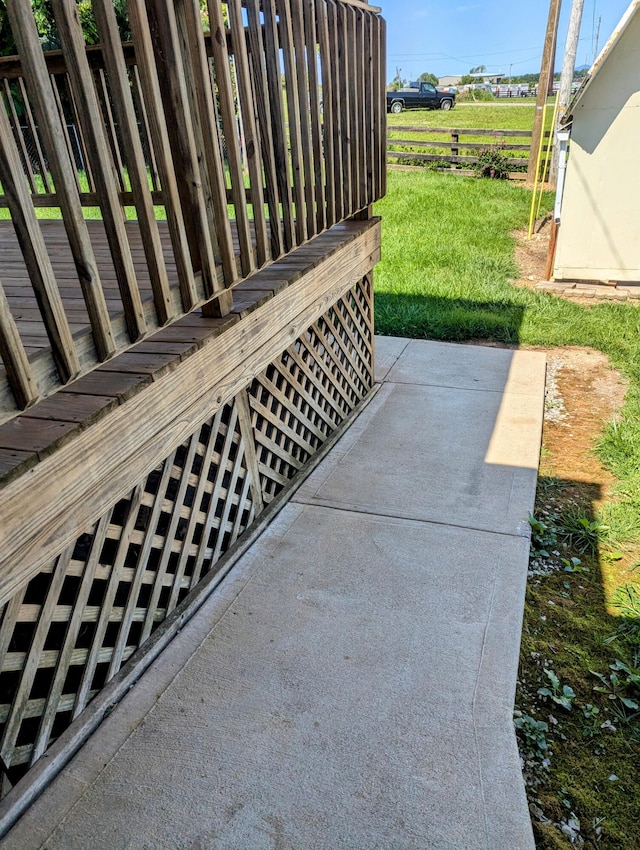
527,0,563,185
594,15,602,61
550,0,585,184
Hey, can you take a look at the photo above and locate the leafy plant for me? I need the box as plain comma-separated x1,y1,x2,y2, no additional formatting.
562,556,588,573
538,668,575,710
557,510,607,555
529,514,558,557
591,660,640,721
474,143,510,179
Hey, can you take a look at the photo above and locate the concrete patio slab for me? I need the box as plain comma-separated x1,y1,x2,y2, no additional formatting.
3,338,544,850
295,345,543,536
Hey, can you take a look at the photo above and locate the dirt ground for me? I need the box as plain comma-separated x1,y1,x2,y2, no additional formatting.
512,225,630,567
512,224,628,493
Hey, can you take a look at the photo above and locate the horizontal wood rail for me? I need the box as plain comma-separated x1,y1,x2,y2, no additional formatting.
0,0,386,421
387,126,552,176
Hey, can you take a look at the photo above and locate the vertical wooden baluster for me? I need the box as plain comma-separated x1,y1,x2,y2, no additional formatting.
173,0,237,316
0,99,79,385
290,0,316,240
303,0,326,234
362,10,374,205
51,0,147,343
340,5,354,216
145,0,232,313
354,9,367,210
206,0,254,277
5,0,115,360
130,65,160,192
94,67,127,192
245,0,283,259
92,0,174,326
262,0,295,251
60,73,95,191
378,14,387,198
50,74,85,194
126,0,198,312
326,1,344,221
0,282,38,410
17,77,53,193
279,0,307,245
316,0,336,228
227,0,269,267
3,80,38,195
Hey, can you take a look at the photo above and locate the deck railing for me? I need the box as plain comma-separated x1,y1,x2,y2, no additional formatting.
0,0,385,419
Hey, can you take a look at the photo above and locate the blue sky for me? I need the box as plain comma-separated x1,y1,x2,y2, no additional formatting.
381,0,632,83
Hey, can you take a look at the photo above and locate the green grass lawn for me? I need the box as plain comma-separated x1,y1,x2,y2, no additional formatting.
374,169,640,849
387,103,557,169
387,101,539,131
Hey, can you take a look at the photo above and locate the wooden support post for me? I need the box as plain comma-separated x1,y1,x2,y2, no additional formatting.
527,0,562,185
451,131,459,170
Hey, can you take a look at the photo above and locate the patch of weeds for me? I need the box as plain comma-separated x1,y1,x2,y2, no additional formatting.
591,659,640,723
514,711,551,788
538,669,576,710
529,513,558,556
611,583,640,626
557,509,607,556
580,703,602,739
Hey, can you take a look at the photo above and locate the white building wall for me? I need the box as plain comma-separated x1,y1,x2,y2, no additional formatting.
554,11,640,282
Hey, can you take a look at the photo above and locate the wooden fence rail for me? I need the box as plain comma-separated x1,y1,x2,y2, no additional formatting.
387,126,552,177
0,0,385,422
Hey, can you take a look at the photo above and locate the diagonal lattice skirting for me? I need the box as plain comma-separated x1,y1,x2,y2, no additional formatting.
0,275,373,793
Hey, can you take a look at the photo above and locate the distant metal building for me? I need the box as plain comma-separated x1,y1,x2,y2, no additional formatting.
553,1,640,283
438,75,462,87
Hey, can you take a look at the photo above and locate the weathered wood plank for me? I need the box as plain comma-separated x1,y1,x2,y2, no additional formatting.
0,102,80,386
0,283,38,410
245,0,284,259
5,0,116,361
206,0,253,279
302,0,326,234
0,220,380,604
262,0,295,251
91,0,174,326
316,0,336,228
290,0,316,240
126,0,198,313
226,0,269,267
174,0,237,305
2,80,37,195
326,1,344,221
51,0,148,345
280,0,307,245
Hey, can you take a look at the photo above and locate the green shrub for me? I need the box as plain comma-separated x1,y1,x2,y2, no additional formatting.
474,144,510,179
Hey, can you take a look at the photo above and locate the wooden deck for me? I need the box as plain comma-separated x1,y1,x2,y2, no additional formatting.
0,0,386,820
0,217,380,799
0,219,257,420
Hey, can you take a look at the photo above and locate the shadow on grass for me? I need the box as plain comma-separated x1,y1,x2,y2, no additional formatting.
374,291,526,345
521,475,640,848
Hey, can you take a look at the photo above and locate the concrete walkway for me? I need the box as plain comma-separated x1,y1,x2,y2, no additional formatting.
4,338,546,850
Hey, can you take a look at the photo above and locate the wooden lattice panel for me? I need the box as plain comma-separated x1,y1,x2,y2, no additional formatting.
0,401,257,788
249,276,374,503
0,273,375,795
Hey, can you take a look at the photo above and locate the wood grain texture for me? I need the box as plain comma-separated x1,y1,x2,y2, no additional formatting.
0,220,380,605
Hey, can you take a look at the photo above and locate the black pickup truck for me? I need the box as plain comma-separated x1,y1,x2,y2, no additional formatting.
387,82,456,114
